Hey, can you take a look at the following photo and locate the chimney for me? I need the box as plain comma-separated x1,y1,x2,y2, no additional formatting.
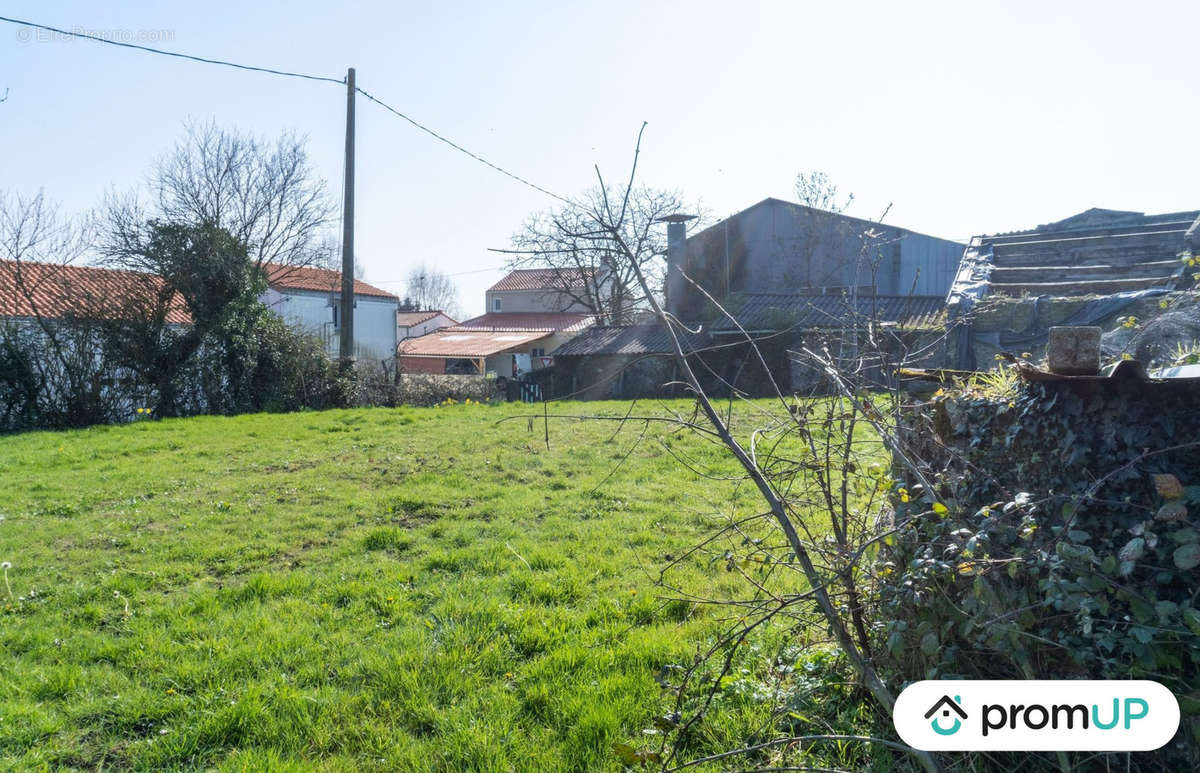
657,214,697,317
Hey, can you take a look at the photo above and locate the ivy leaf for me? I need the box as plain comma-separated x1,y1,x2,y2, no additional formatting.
1152,473,1185,500
1130,626,1155,644
1173,543,1200,571
1155,501,1188,522
1118,537,1145,563
1184,608,1200,636
1171,528,1198,545
920,632,939,657
1155,601,1178,620
612,743,640,766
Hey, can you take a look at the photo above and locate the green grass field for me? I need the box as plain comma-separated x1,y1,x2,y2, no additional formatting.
0,401,812,771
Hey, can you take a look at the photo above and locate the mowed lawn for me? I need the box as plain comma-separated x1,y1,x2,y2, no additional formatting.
0,401,797,771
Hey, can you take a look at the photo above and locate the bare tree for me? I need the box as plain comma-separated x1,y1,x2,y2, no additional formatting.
146,118,336,271
794,170,854,214
540,128,944,772
501,185,697,325
403,263,460,316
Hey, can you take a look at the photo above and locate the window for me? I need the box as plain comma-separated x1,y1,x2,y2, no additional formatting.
531,348,545,358
493,297,502,312
331,305,339,328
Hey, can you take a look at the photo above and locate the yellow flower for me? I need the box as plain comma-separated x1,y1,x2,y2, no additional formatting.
166,688,176,695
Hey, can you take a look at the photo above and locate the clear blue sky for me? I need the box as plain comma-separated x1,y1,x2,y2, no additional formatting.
3,1,1198,316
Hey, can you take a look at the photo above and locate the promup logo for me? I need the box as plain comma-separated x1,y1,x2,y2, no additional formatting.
924,695,966,735
894,681,1179,751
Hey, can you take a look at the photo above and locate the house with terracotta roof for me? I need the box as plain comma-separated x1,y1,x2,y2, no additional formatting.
397,310,456,341
260,263,400,362
398,269,595,377
0,259,191,325
484,267,601,314
1,259,402,364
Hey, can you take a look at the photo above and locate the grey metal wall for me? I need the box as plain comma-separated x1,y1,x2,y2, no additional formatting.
685,199,963,305
898,234,964,297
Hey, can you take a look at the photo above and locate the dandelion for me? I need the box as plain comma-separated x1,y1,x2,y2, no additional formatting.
166,688,176,695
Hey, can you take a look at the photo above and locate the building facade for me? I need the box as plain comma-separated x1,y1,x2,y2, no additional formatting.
261,264,400,362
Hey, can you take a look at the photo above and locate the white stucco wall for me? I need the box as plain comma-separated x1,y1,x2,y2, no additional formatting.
398,313,456,341
261,288,398,362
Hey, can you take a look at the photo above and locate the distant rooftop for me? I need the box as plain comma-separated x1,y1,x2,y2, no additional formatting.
488,268,594,293
0,259,191,324
263,263,398,299
711,291,946,333
452,312,594,333
396,310,454,327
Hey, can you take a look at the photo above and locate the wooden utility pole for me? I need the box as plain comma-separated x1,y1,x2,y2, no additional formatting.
339,67,356,366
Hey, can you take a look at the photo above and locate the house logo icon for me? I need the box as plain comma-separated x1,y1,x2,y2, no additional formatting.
924,695,967,735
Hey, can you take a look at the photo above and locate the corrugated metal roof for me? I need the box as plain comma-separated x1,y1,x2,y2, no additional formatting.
711,292,946,332
488,268,593,292
0,259,192,324
551,324,709,357
967,208,1199,298
263,263,398,299
397,329,550,358
452,312,594,332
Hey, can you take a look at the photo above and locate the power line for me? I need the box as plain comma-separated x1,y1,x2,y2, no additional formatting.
0,15,345,84
354,86,575,208
369,265,509,284
2,15,576,210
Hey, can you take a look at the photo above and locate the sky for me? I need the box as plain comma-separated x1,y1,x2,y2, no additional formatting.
2,1,1198,317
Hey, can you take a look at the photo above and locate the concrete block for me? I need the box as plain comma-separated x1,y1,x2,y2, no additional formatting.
1047,326,1101,375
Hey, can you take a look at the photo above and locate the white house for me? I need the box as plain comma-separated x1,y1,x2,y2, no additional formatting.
261,264,400,362
397,310,457,341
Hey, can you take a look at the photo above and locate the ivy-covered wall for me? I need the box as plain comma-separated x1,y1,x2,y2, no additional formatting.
881,364,1200,768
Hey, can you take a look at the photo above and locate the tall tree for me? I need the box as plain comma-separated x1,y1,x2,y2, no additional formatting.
504,185,695,325
404,264,460,317
122,119,337,273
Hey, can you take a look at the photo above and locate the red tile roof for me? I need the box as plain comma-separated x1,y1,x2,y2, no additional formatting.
263,263,398,299
0,260,192,324
452,312,594,333
397,329,549,358
488,268,594,292
396,310,455,327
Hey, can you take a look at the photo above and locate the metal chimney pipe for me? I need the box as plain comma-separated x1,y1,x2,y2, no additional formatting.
657,214,697,317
